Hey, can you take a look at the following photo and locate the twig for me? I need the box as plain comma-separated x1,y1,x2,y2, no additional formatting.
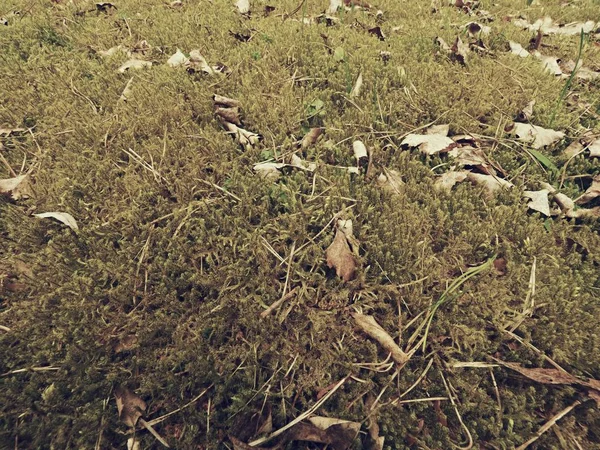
261,287,299,318
249,376,348,446
144,384,214,427
515,400,581,450
139,418,170,447
2,366,60,377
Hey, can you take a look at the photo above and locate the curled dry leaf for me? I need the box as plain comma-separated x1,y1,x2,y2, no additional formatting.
0,174,32,200
509,123,565,149
466,22,491,36
377,168,403,195
451,36,469,64
448,145,490,173
235,0,250,14
188,50,216,74
215,106,242,126
301,127,323,149
119,77,134,102
34,212,79,231
352,313,409,365
509,41,529,58
434,170,468,192
575,175,600,205
114,387,146,428
326,219,358,282
512,16,598,36
523,189,550,216
401,125,455,155
349,72,363,98
118,59,152,73
466,172,513,196
167,49,189,67
586,137,600,157
554,192,600,219
517,100,535,122
352,140,368,165
290,154,316,171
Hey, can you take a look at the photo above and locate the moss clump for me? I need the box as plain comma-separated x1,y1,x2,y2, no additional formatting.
2,0,600,448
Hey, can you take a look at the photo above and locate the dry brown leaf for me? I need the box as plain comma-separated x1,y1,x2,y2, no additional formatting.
301,127,323,149
575,176,600,205
451,36,469,64
448,145,490,172
188,50,216,74
0,174,32,200
114,387,146,428
509,123,565,149
34,212,79,231
114,335,138,353
493,359,600,395
326,220,358,282
215,106,242,126
352,313,408,365
524,189,550,216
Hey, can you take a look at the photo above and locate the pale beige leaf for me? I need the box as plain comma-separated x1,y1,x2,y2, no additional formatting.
524,189,550,216
352,313,408,365
352,140,368,161
235,0,250,14
253,162,285,180
99,45,125,58
327,0,343,14
118,59,152,73
119,77,134,102
586,138,600,157
0,174,31,200
509,41,529,58
377,168,404,195
466,172,513,196
517,100,535,122
114,387,146,428
34,212,79,231
188,50,215,74
434,171,468,192
167,49,189,68
563,140,584,159
349,72,363,98
289,154,316,172
401,132,454,155
308,416,361,434
533,52,562,76
451,36,469,64
426,124,449,136
510,123,565,149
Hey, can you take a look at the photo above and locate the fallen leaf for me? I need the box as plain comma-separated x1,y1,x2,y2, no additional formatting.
127,437,141,450
451,36,469,64
0,174,32,200
575,175,600,205
34,212,79,231
96,2,117,13
466,172,513,196
517,100,535,122
533,51,562,75
301,127,323,149
368,26,385,41
349,72,363,98
509,40,530,58
309,416,360,434
434,171,468,192
326,219,358,282
118,59,152,73
492,358,600,395
448,145,490,172
222,121,261,149
119,77,134,102
188,50,216,74
509,123,565,149
562,140,584,159
114,387,146,428
98,45,125,58
352,140,368,164
512,16,597,36
290,154,316,172
253,162,285,180
524,189,550,216
377,168,404,195
352,313,409,365
114,335,138,353
401,125,455,155
235,0,250,14
466,21,491,36
585,137,600,157
0,127,26,136
213,94,242,109
493,257,507,276
215,106,242,126
561,59,600,81
167,49,189,67
328,0,343,14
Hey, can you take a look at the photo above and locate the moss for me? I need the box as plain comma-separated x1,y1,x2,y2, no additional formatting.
2,0,600,448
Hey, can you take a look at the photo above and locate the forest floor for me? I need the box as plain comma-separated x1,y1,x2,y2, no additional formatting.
1,0,600,449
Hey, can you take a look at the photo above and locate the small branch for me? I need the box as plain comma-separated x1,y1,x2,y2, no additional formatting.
516,400,581,450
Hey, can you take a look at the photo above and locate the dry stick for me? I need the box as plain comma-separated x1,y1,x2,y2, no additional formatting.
261,287,299,318
0,144,16,177
138,418,170,447
515,400,581,450
502,329,568,373
439,369,474,450
248,376,348,447
144,384,214,427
